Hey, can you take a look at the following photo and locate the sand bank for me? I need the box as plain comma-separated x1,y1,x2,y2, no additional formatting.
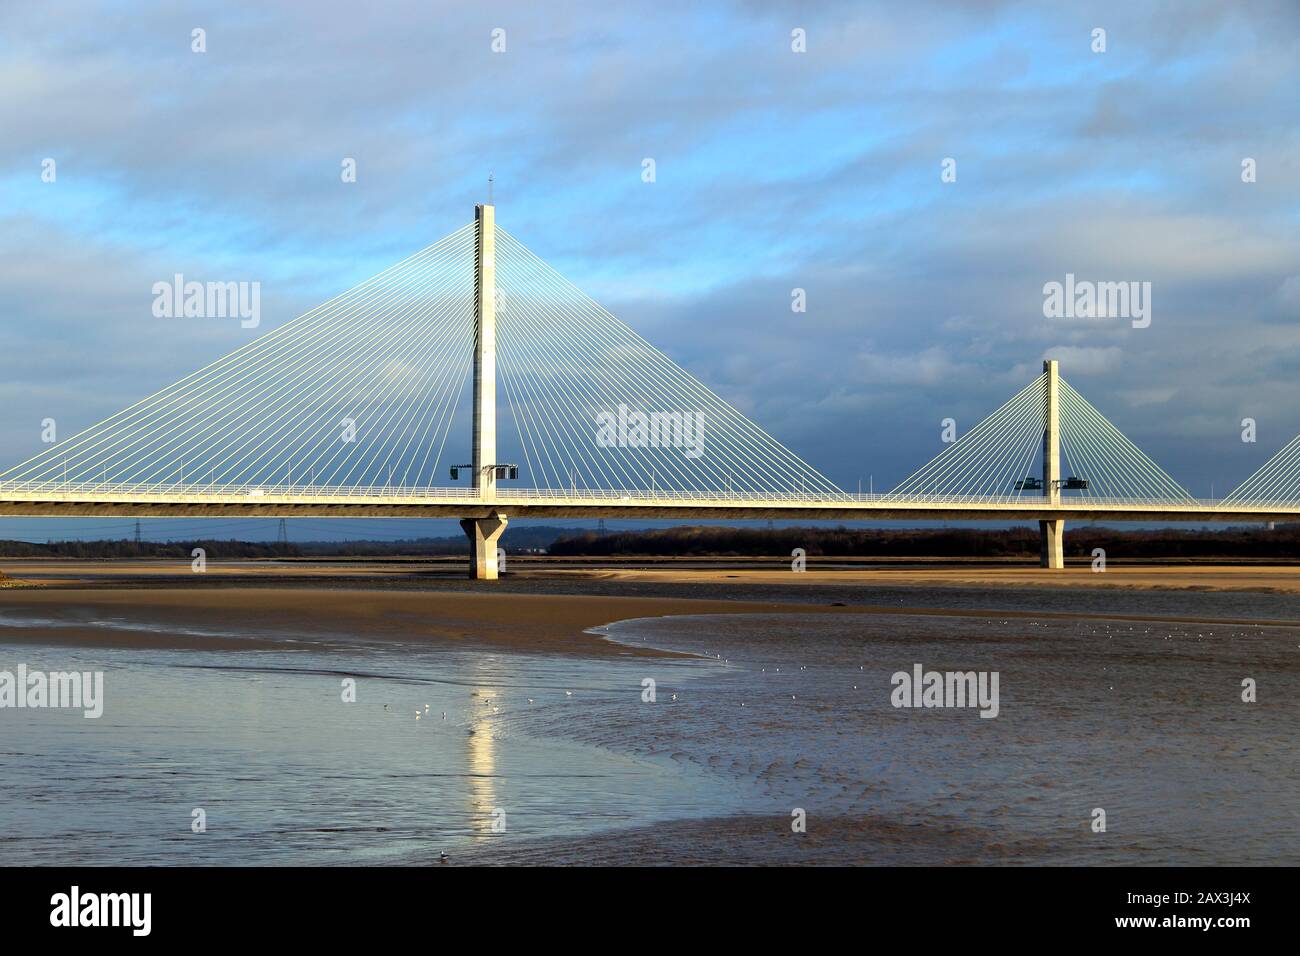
535,564,1300,593
0,587,851,656
5,556,1300,594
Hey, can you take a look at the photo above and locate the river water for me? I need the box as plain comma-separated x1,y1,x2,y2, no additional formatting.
1,588,1296,865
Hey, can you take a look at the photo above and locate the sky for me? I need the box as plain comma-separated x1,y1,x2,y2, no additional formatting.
1,0,1298,541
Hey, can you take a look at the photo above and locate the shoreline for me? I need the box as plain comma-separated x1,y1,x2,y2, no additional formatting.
0,586,856,656
4,557,1300,595
3,580,1300,661
531,564,1300,594
5,559,1300,655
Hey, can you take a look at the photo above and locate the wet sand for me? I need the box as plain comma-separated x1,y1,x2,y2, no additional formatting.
442,812,1054,867
0,586,852,657
544,564,1300,594
5,561,1300,656
3,560,1297,866
6,557,1300,594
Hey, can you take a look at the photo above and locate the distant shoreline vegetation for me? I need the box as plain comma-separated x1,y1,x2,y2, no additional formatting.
2,524,1299,560
0,539,300,559
546,525,1300,560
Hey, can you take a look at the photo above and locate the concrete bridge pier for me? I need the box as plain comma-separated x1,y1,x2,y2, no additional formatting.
1040,359,1064,569
463,201,506,581
461,512,508,579
1040,519,1064,569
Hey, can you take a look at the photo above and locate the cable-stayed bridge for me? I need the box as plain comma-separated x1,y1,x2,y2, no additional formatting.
4,204,1300,577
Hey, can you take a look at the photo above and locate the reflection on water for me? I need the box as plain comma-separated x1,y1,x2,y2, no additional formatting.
466,682,497,837
1,601,1298,866
0,613,734,865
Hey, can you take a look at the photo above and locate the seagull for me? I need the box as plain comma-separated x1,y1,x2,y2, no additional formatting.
565,690,573,697
439,852,449,864
671,694,678,701
527,698,534,704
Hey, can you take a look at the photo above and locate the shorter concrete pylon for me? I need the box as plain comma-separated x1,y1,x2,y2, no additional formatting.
460,512,508,579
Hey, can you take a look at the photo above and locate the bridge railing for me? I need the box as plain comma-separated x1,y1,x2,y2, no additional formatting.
0,479,1296,510
488,488,1249,508
0,479,478,500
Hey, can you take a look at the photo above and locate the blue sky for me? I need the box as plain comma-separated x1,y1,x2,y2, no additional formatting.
1,0,1298,541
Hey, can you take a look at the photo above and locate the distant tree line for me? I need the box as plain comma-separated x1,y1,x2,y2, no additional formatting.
290,525,588,556
0,539,300,559
293,537,466,556
0,525,578,559
547,524,1300,559
7,523,1300,561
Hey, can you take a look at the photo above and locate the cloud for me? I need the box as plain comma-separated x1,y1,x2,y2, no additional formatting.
1033,346,1124,377
1279,275,1300,309
1,0,1298,504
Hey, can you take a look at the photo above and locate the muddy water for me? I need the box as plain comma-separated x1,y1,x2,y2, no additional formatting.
1,595,1296,865
496,611,1298,865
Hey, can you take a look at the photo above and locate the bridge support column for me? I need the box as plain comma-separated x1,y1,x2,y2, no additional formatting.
461,512,508,580
1040,519,1064,569
1041,359,1063,570
472,202,498,500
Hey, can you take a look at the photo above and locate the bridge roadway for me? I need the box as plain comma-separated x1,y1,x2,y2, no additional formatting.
1,482,1295,523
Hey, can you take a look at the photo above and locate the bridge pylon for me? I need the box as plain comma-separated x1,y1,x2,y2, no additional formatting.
463,202,505,579
1040,358,1064,569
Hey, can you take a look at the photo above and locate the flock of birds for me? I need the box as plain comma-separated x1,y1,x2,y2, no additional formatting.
383,618,1260,731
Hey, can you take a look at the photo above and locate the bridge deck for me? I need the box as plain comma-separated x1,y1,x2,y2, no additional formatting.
0,483,1294,523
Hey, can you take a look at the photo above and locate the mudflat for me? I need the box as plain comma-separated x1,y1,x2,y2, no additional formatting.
0,585,853,656
540,563,1300,593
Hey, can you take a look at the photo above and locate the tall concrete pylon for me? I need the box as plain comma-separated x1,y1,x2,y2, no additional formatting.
1040,358,1064,569
472,203,497,498
463,202,507,579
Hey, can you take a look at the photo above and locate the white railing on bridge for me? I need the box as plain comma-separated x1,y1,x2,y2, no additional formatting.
0,479,1296,510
